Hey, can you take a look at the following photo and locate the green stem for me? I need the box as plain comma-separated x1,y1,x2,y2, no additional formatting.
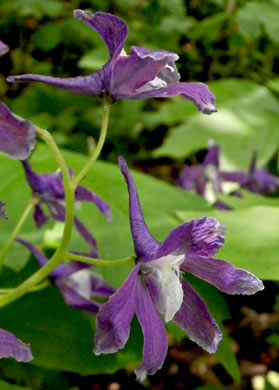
0,197,37,270
66,252,135,266
72,98,110,187
0,129,75,308
0,279,50,294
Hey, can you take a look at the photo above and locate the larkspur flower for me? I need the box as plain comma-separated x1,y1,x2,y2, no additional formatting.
0,202,7,219
0,102,36,160
17,238,115,314
7,11,217,115
0,329,33,361
94,156,264,381
221,152,279,195
0,41,8,56
21,160,111,253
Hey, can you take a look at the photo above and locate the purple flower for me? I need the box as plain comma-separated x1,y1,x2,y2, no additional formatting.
0,328,33,362
221,152,279,195
0,102,36,160
21,160,111,255
16,238,115,314
0,41,9,56
0,202,7,219
94,156,264,381
7,11,217,115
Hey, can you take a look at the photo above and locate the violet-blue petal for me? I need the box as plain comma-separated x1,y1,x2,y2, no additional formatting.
75,185,112,221
0,102,36,160
111,46,178,96
204,144,220,168
174,279,222,353
33,204,49,228
118,156,159,261
220,171,249,184
7,72,104,96
122,82,217,114
0,329,33,362
134,278,168,382
21,160,44,194
74,217,99,258
73,10,128,60
214,199,232,211
182,255,264,295
0,41,9,56
56,279,100,314
90,273,115,297
177,165,206,195
94,266,139,355
0,202,7,219
155,217,225,259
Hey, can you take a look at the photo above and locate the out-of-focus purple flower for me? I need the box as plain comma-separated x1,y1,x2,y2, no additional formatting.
0,41,8,56
0,202,7,219
94,156,264,381
221,153,279,195
7,11,217,115
21,160,111,255
16,238,115,314
177,143,223,197
0,328,33,361
0,102,36,160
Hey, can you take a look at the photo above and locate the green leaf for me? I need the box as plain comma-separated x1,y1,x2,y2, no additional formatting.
154,79,279,170
0,263,142,375
237,1,279,43
218,191,279,209
32,23,63,51
176,206,279,280
0,381,31,390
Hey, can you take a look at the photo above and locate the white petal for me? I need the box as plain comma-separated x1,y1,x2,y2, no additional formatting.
143,254,184,322
69,269,92,299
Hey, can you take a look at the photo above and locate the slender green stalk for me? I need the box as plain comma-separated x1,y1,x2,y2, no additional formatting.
0,128,75,308
0,197,37,270
66,252,135,266
0,279,50,295
73,98,110,187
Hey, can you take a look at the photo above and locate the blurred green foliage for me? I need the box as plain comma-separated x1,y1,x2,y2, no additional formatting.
1,0,279,388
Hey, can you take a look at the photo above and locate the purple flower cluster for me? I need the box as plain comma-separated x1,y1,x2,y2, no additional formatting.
178,143,279,209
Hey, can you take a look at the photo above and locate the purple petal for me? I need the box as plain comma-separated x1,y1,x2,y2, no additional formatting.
204,144,220,169
214,199,232,211
75,185,112,221
177,165,206,195
118,82,217,114
220,171,249,184
73,10,128,60
74,217,99,258
111,46,179,96
0,102,36,160
0,41,9,56
0,329,33,362
155,217,225,259
7,72,104,96
182,255,264,295
118,156,159,261
0,202,7,219
90,273,115,297
94,266,139,355
21,160,43,194
56,279,100,314
134,279,168,381
16,237,48,268
33,204,49,228
174,279,222,353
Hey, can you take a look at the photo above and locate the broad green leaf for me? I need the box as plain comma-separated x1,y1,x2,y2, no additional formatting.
218,191,279,209
154,79,279,170
237,1,279,43
177,206,279,280
32,23,63,51
0,262,143,375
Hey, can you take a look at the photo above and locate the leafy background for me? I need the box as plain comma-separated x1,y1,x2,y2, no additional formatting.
1,0,279,389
